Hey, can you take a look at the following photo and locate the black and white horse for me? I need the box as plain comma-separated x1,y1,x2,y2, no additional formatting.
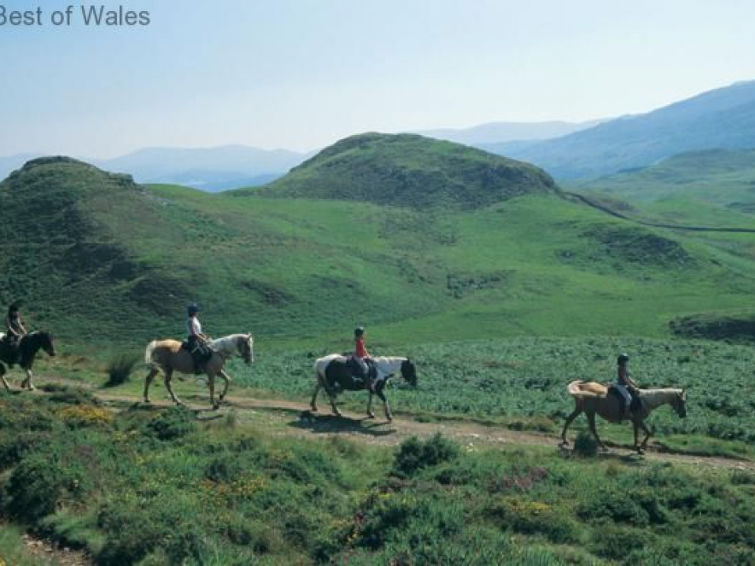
0,331,57,391
311,354,417,421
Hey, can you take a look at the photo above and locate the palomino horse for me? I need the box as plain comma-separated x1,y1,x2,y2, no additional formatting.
144,333,254,408
561,380,687,454
0,331,57,391
311,354,417,421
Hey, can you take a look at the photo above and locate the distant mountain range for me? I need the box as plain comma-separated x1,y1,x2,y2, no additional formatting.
3,80,755,189
417,119,605,145
491,80,755,180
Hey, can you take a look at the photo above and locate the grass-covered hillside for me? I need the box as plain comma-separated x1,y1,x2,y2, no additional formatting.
0,139,752,349
570,148,755,225
1,388,753,565
245,132,559,209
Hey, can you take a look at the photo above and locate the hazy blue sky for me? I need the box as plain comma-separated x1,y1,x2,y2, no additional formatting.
1,0,754,156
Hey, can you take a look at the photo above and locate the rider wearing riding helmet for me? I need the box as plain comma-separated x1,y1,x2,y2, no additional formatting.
354,326,375,391
615,353,640,419
187,304,210,373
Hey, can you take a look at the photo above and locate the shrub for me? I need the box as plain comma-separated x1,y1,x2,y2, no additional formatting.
41,383,99,406
393,434,459,477
60,405,113,428
145,406,196,440
573,431,598,457
485,497,580,544
577,488,651,526
5,452,85,521
104,353,140,387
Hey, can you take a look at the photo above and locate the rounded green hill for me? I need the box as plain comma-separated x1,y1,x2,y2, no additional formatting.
244,132,559,208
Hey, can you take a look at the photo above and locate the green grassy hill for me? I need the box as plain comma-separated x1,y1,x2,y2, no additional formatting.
0,140,752,349
570,148,755,221
243,132,559,208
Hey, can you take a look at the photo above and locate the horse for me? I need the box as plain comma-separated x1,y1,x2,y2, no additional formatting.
311,354,417,421
560,380,687,454
143,333,254,408
0,331,57,392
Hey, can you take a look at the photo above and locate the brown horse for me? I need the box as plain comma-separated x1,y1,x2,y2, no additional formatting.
143,333,253,408
0,331,57,391
561,380,687,453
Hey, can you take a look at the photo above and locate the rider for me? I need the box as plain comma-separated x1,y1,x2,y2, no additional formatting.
354,326,375,391
615,353,640,419
186,304,210,374
3,303,27,366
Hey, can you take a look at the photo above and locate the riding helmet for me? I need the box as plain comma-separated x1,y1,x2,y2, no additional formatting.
617,353,630,364
354,326,365,337
187,304,200,316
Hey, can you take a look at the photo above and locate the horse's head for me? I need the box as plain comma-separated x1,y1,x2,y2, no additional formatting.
672,389,687,418
24,331,56,357
400,358,417,387
238,333,254,365
39,331,57,357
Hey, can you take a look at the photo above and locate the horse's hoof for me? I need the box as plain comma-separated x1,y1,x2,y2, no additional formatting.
310,406,318,412
367,412,375,419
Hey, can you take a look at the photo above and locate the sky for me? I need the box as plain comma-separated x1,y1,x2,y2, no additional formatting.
1,0,754,157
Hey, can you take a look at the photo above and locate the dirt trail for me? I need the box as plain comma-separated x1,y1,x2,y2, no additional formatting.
0,520,89,566
91,389,755,473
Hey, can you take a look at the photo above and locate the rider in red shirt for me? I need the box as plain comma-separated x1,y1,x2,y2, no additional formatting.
354,327,374,391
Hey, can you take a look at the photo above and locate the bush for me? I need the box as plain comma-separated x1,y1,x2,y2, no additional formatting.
104,353,140,387
393,434,459,477
573,431,598,457
145,406,196,440
485,497,580,544
5,452,85,521
41,383,99,406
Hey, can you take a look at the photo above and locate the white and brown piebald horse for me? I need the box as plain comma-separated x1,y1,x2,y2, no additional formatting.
143,333,254,408
561,380,687,454
311,354,417,421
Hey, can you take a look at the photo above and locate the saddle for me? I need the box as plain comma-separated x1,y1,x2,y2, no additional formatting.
608,384,641,415
346,356,377,382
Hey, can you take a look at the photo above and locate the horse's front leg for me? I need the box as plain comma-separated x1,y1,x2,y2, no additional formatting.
164,369,183,405
21,368,35,391
143,368,159,403
560,407,582,446
218,369,231,402
376,389,391,422
366,390,375,419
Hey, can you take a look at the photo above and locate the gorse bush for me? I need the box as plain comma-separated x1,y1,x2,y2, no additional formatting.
105,352,140,387
393,433,460,477
573,430,598,457
5,450,86,522
145,406,197,440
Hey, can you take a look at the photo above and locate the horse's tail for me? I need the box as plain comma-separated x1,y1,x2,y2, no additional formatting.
567,380,604,398
145,340,159,367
